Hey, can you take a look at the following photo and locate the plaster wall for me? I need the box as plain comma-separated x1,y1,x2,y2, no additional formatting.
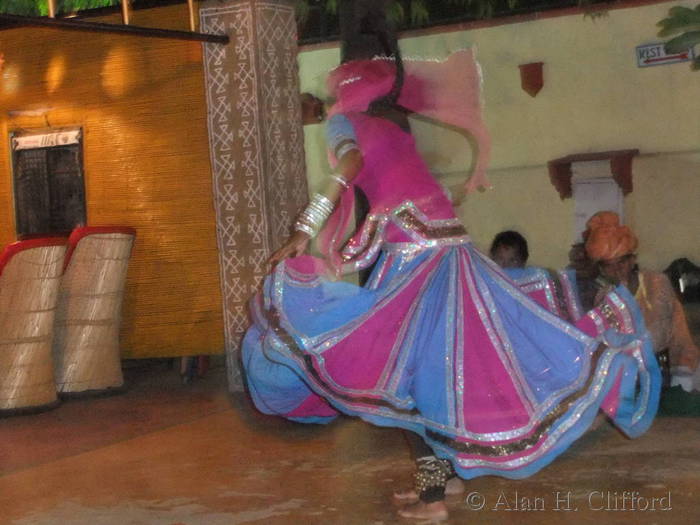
298,0,699,270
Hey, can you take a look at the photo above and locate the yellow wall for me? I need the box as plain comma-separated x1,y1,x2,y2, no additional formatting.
298,0,700,271
0,4,224,358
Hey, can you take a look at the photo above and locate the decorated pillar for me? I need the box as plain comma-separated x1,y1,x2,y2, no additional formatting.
200,0,307,390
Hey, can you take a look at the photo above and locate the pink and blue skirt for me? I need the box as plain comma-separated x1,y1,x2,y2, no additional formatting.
242,207,659,479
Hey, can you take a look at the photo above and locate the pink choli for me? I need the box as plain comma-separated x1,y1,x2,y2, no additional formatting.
319,52,489,272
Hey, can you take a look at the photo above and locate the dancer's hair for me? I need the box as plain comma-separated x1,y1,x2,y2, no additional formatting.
338,0,405,114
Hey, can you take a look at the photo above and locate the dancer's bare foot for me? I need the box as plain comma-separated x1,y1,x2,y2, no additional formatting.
445,476,465,495
397,501,448,521
393,477,465,504
392,488,419,505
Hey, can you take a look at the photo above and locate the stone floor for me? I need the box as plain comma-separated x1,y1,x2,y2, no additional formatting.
2,362,700,525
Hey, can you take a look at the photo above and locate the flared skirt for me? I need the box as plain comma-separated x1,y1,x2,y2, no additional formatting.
243,243,659,479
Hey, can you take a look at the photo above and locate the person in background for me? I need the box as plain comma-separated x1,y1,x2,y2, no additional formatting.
489,230,528,269
585,211,700,390
566,241,599,312
490,230,582,322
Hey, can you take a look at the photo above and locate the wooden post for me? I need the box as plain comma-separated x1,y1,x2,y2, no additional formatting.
187,0,196,31
47,0,57,18
121,0,131,25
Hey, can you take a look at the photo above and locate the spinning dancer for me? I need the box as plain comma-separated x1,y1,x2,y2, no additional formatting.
243,4,659,520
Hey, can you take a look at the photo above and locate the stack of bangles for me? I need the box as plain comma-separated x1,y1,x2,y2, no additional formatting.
294,173,350,237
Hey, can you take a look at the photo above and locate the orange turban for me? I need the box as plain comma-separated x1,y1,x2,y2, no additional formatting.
583,211,620,239
584,212,638,261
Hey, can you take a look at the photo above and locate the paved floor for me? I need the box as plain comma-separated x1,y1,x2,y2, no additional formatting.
2,362,699,525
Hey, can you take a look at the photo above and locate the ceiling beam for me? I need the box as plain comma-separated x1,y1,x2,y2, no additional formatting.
0,13,228,44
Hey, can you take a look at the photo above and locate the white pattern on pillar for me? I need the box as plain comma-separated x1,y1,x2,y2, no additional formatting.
201,0,307,391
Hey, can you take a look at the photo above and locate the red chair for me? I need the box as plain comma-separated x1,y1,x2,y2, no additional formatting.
53,227,136,395
0,238,67,414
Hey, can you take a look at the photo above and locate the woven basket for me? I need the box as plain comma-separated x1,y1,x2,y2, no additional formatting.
0,241,67,413
53,227,135,394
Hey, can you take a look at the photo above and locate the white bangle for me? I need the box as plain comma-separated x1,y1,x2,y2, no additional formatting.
329,174,350,190
294,221,315,237
336,141,359,159
294,193,335,238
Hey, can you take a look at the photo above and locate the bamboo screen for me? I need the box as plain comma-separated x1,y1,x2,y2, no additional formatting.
0,4,224,358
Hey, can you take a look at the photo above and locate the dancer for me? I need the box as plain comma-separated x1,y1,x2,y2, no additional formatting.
242,11,659,521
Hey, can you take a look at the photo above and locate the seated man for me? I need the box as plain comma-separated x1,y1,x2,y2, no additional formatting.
566,241,599,312
584,211,700,390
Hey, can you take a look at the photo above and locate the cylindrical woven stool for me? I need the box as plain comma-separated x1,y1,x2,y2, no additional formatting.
53,227,135,395
0,240,67,414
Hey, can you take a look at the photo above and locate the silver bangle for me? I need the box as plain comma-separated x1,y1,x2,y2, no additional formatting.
294,193,335,238
336,141,359,159
293,221,315,237
308,193,334,216
329,174,350,190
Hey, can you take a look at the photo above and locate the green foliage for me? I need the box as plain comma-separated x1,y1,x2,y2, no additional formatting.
657,4,700,71
657,4,700,37
446,0,505,19
446,0,493,19
0,0,117,16
324,0,337,13
409,0,429,25
294,0,517,26
0,0,45,15
664,30,700,53
385,1,404,25
295,0,338,22
295,0,311,22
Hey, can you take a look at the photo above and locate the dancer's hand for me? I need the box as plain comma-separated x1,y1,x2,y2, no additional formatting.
268,231,311,267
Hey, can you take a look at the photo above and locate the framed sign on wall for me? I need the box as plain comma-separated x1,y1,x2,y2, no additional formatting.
10,128,86,238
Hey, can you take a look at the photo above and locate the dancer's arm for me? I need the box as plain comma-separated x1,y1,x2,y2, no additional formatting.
268,145,363,265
